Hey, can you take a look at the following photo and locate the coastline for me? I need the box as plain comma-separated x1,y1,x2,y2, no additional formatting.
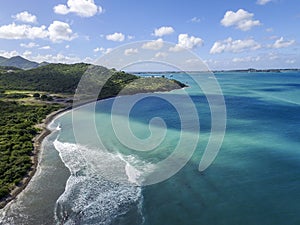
0,83,187,210
0,106,71,209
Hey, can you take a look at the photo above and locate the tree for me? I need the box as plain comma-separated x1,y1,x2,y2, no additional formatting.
40,94,47,101
33,93,40,98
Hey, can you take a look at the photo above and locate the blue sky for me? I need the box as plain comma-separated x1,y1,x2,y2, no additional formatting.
0,0,299,70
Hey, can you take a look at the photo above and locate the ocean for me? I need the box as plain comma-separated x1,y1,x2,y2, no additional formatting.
1,71,300,225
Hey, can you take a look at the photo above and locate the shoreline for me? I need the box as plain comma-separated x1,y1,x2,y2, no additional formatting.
0,86,186,210
0,106,72,209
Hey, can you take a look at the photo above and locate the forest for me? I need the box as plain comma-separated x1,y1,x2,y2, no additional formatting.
0,101,61,199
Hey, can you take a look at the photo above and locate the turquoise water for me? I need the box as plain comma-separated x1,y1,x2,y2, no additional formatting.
1,71,300,225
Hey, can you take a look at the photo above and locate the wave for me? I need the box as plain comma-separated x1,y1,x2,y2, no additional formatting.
53,140,150,224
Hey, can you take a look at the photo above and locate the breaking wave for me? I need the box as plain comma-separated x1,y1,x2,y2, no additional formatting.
53,140,152,224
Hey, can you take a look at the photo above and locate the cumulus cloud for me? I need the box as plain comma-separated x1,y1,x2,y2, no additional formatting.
94,47,112,54
48,21,77,42
169,34,203,52
124,48,138,56
210,37,261,54
155,52,168,58
142,39,164,50
29,53,82,64
23,50,32,57
39,46,51,50
12,11,37,24
0,21,76,43
153,26,174,37
268,52,279,60
54,5,69,15
285,59,295,64
0,50,19,58
221,9,261,31
106,32,125,42
20,42,38,48
0,23,48,40
269,37,296,48
232,56,261,63
127,35,135,40
54,0,103,17
256,0,272,5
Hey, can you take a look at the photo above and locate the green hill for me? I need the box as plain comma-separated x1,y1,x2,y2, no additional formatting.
0,63,186,99
0,56,7,64
0,56,39,70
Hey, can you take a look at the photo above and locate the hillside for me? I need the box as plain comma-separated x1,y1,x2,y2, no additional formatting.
0,56,7,64
0,63,186,99
0,56,40,70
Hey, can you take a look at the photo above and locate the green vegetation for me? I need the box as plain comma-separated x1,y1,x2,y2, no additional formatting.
0,100,61,199
0,56,39,70
0,63,186,99
0,66,22,73
0,63,89,93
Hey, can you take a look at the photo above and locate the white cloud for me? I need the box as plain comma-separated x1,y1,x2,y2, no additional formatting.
0,50,19,58
269,37,296,48
257,0,272,5
142,38,164,50
232,56,261,63
65,45,70,49
23,50,32,57
124,48,138,56
221,9,261,31
106,32,125,42
268,52,279,60
12,11,37,24
54,4,69,15
83,57,94,63
155,52,168,58
185,58,204,67
54,0,103,17
93,47,101,52
127,35,135,40
20,42,38,48
153,26,174,37
0,23,48,40
48,21,77,42
29,53,82,64
210,37,261,54
0,21,75,42
0,50,90,64
189,17,201,23
94,47,112,54
39,46,51,50
285,59,295,64
169,34,203,52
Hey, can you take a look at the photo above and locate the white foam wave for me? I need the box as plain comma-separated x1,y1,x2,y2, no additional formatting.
118,154,155,185
53,140,149,224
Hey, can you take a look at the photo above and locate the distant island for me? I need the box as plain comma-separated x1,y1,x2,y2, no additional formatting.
0,57,186,208
134,68,300,74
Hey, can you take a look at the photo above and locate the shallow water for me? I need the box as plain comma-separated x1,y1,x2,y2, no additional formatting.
1,71,300,225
